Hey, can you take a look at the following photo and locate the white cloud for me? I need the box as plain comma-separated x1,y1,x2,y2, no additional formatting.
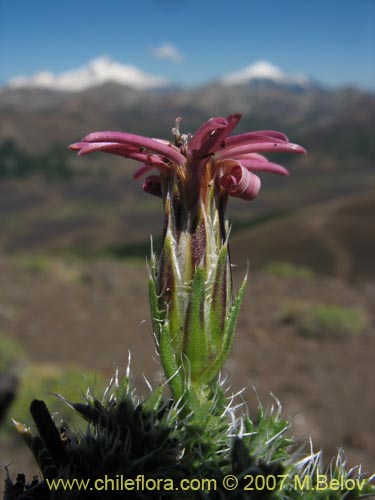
151,43,183,63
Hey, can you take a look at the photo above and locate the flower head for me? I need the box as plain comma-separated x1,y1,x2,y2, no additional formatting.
69,114,306,403
69,112,305,205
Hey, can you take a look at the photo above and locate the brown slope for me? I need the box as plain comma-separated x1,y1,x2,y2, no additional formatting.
231,191,375,283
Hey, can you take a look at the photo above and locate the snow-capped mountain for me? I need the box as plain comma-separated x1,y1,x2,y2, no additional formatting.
220,61,313,89
7,56,170,92
4,58,321,94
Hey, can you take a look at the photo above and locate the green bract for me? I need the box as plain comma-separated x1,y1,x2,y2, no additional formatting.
149,181,246,402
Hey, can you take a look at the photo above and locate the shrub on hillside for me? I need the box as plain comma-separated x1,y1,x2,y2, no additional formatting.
280,302,368,338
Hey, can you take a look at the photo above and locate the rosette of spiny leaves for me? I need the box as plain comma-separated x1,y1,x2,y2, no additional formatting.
4,375,285,500
69,114,306,407
5,377,186,499
5,375,374,499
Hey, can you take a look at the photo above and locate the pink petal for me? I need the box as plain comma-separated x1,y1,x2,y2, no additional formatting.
219,142,307,159
237,153,268,161
221,113,242,138
223,133,287,151
259,130,289,141
68,142,86,151
142,175,162,197
196,112,242,158
78,144,163,165
220,161,261,201
71,141,171,177
238,159,289,176
146,155,170,168
82,131,186,165
129,153,170,170
225,130,289,148
134,164,153,180
187,117,228,153
76,142,138,157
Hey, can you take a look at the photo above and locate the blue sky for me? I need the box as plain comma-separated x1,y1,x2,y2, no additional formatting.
0,0,374,88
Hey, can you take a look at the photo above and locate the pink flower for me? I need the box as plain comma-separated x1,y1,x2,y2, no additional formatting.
69,113,306,203
69,113,306,395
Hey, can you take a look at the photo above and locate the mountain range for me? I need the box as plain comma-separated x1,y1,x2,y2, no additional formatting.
0,58,373,167
3,57,316,92
5,56,169,92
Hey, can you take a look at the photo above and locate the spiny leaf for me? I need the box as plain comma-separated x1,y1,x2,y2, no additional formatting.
30,400,69,470
113,376,130,401
209,243,229,353
142,386,164,414
12,421,52,476
200,275,247,385
12,419,33,449
183,267,208,382
159,320,184,401
72,402,104,425
157,233,183,354
149,275,162,340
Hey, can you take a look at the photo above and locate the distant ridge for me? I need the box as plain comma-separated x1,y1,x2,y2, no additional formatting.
0,58,373,166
